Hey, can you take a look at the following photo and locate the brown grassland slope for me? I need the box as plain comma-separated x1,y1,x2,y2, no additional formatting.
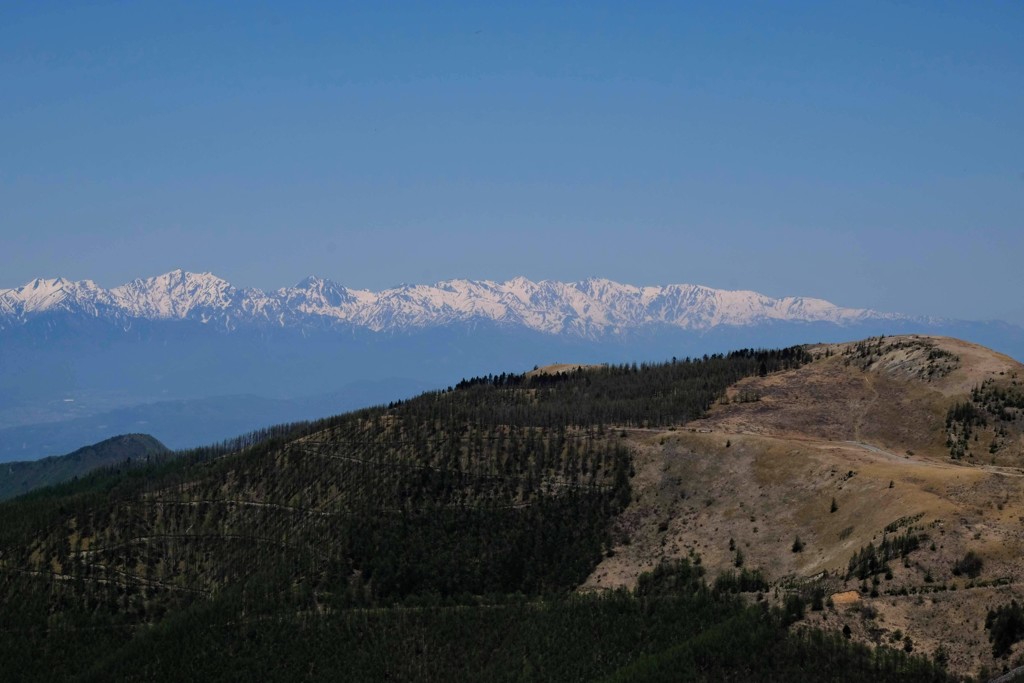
585,335,1024,679
525,362,607,377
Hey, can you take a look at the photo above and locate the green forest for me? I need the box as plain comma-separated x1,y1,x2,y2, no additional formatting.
0,347,956,681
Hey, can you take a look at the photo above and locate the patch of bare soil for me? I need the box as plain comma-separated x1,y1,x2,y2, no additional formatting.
831,590,860,605
525,363,606,377
582,336,1024,679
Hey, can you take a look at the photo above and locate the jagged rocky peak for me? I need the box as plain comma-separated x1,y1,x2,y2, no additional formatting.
109,270,240,319
0,276,109,315
291,275,357,308
295,275,326,289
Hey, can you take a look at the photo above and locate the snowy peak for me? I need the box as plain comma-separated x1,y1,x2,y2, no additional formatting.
0,276,111,317
109,270,239,320
0,270,907,336
290,276,361,307
279,277,371,324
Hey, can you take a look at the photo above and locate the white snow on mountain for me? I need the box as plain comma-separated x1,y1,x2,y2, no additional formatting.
0,277,114,317
0,271,907,336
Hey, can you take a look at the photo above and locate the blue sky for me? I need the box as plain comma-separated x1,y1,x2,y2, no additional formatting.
2,2,1022,323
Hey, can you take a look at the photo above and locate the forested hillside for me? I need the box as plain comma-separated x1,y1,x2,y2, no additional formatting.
0,346,955,680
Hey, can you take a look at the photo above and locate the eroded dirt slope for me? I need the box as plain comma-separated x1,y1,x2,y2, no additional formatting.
585,336,1024,678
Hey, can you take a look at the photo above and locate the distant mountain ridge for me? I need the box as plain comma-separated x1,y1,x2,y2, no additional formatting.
0,433,168,501
0,270,913,337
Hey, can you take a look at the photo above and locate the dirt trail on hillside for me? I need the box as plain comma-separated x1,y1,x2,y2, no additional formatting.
843,439,1024,478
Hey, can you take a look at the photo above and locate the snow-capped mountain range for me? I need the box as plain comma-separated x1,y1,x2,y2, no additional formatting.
0,269,909,336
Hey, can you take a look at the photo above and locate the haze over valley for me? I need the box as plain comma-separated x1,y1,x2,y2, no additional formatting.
3,270,1021,460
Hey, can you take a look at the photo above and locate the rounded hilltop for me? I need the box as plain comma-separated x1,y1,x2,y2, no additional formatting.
526,363,607,377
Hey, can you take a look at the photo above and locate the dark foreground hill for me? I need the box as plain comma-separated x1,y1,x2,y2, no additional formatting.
0,346,957,681
0,433,167,502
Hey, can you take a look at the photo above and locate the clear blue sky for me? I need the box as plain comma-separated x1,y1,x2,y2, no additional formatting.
2,2,1022,323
